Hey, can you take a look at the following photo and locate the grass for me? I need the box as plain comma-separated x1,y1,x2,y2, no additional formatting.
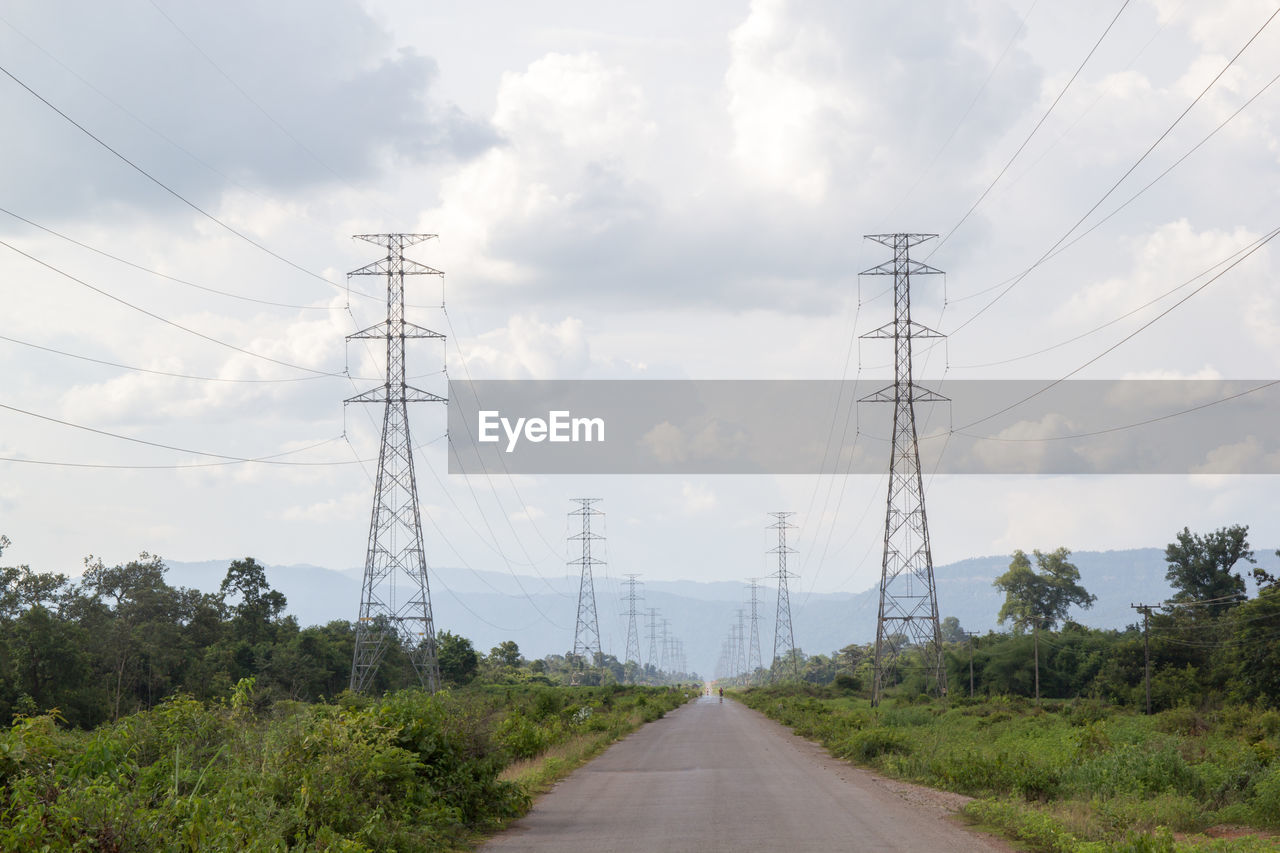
739,687,1280,852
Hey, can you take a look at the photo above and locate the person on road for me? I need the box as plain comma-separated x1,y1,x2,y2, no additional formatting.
718,687,723,703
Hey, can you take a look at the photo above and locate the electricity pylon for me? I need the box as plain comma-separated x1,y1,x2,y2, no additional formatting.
746,579,764,685
646,607,659,673
734,609,748,682
768,512,799,682
347,234,445,693
569,499,604,675
859,233,948,705
622,574,643,679
659,618,671,674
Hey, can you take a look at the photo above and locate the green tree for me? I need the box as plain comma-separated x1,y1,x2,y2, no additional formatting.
220,557,287,644
1164,524,1253,608
490,640,522,669
437,631,479,686
79,554,186,718
939,616,965,644
994,547,1095,701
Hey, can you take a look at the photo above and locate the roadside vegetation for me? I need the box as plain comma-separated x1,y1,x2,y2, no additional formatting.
730,523,1280,851
0,534,698,849
0,681,692,850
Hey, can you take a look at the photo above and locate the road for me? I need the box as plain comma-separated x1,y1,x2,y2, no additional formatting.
482,693,1011,852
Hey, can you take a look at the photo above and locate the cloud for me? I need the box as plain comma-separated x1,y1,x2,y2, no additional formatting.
0,0,493,223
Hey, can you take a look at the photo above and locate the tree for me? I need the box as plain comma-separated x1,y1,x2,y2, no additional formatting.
939,616,965,644
436,631,479,686
994,548,1095,701
1164,525,1253,608
220,558,287,644
489,640,521,669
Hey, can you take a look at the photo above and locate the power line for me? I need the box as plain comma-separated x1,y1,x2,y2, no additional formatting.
954,224,1280,433
0,205,339,311
929,0,1133,258
0,332,344,385
946,64,1280,312
0,434,353,469
950,230,1279,369
144,0,394,221
0,400,357,465
1,238,344,377
946,4,1280,336
0,61,342,291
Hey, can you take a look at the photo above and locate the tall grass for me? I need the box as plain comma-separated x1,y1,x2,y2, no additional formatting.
740,687,1280,851
0,682,693,851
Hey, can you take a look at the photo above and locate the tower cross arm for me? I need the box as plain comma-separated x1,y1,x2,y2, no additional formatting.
345,385,447,405
859,259,944,277
349,257,444,277
860,320,945,340
857,383,950,404
347,321,445,341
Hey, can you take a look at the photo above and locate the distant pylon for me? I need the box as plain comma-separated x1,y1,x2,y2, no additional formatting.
347,234,445,693
735,609,748,682
746,579,764,684
622,573,643,678
569,498,604,667
658,618,670,673
859,233,948,704
646,607,659,672
725,623,740,682
768,512,800,681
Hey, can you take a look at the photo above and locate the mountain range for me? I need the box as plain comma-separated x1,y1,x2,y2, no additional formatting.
167,547,1279,680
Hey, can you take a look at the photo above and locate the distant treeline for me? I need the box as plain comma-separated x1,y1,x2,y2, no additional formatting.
3,522,1279,727
730,525,1280,711
0,536,697,728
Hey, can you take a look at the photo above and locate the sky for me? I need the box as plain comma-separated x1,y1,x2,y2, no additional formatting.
2,0,1280,648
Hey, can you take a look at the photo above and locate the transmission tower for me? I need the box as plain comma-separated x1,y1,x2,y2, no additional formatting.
725,623,740,682
746,579,764,685
347,234,445,693
665,617,675,671
734,609,748,682
859,233,948,704
768,512,799,682
569,499,604,671
621,574,643,678
646,607,659,673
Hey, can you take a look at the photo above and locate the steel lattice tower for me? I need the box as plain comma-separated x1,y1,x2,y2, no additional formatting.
734,609,748,681
659,618,670,673
768,512,799,681
646,607,659,673
622,573,643,677
347,234,445,693
569,498,604,667
859,233,948,704
746,579,764,685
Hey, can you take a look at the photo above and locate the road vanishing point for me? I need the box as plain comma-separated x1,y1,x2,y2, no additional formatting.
482,693,1011,852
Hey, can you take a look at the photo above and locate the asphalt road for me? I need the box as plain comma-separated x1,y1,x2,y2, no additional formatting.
482,693,1011,852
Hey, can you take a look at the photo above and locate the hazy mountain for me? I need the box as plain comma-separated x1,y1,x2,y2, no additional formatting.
168,547,1279,680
